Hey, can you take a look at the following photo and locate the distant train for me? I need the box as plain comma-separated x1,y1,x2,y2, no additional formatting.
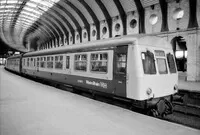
5,35,178,116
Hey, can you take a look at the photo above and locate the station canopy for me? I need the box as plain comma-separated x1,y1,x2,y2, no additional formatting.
0,0,160,52
0,0,60,51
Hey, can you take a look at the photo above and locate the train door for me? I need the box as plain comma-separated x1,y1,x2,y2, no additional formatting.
19,55,23,73
113,45,128,97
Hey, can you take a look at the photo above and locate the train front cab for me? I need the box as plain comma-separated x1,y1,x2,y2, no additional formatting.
125,38,178,116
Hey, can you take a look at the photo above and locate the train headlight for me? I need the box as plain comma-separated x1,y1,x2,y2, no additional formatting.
146,88,152,95
174,84,178,91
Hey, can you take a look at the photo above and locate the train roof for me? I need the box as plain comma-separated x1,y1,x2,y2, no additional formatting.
23,34,171,57
7,54,22,59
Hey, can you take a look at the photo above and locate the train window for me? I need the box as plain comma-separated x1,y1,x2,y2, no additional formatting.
74,54,87,71
55,55,63,69
66,56,70,69
33,58,36,67
47,57,50,61
47,56,53,69
40,57,45,68
141,51,156,74
116,53,126,74
157,58,168,74
37,57,40,67
27,58,29,67
167,53,176,73
60,56,63,61
23,59,25,66
55,56,59,61
90,53,108,73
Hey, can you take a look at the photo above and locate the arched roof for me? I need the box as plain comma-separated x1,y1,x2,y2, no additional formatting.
0,0,160,52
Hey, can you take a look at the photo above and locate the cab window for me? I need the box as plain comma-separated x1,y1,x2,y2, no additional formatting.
167,53,177,73
157,58,168,74
155,50,168,74
141,51,156,74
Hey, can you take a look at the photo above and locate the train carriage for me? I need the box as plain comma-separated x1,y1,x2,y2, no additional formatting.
9,35,178,116
5,55,22,73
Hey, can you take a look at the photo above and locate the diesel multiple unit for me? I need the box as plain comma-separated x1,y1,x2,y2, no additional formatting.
5,35,178,116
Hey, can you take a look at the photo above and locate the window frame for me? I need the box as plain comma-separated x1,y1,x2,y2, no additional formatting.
74,54,87,72
141,50,156,75
55,55,63,69
65,56,70,69
167,53,177,73
116,53,127,74
90,52,108,73
156,58,168,74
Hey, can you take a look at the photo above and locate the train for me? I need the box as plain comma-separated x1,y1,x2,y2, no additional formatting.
5,35,178,116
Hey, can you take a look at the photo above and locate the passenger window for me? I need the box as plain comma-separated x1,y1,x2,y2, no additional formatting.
157,58,168,74
55,55,63,69
74,54,87,71
141,51,156,74
116,53,126,74
33,58,35,67
27,58,29,67
167,53,176,73
40,57,45,68
37,57,40,67
47,56,53,69
66,56,70,69
90,53,108,73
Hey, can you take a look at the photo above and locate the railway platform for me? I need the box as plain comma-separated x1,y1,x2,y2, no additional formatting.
0,66,199,135
178,72,200,92
177,72,200,107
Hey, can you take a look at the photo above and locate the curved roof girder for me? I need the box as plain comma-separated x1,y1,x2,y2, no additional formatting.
47,4,76,43
16,8,61,39
23,22,56,47
23,15,60,40
53,3,82,42
113,0,127,35
133,0,145,33
95,0,112,38
20,15,57,40
27,0,72,37
22,24,52,43
61,0,91,41
78,0,100,40
9,16,53,44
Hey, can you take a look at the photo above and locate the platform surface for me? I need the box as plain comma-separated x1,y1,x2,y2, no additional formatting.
0,66,199,135
178,72,200,92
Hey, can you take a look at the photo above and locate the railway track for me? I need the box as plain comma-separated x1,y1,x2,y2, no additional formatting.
165,91,200,129
164,102,200,129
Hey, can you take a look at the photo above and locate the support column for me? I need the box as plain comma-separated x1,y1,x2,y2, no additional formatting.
187,31,200,81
